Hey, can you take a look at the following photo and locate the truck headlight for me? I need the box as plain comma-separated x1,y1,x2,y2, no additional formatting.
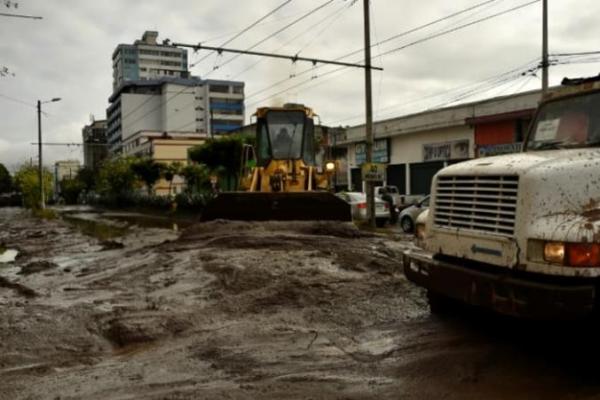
543,242,600,267
544,242,565,264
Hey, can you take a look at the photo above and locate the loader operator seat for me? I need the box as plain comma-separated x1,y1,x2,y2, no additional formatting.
273,127,292,157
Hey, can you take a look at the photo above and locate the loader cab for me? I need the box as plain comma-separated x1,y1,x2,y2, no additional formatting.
256,105,316,166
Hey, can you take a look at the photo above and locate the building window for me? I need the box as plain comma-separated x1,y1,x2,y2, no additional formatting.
209,84,229,93
232,86,244,94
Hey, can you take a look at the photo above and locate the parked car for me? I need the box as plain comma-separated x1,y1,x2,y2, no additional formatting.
399,195,430,233
335,192,389,227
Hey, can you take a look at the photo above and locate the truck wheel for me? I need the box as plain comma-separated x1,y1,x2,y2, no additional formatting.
427,291,454,315
401,216,414,233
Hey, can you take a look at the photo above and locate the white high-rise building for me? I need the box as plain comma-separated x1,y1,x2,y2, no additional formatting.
106,77,245,155
107,31,245,160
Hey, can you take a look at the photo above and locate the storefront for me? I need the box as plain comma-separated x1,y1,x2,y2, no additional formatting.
467,109,535,157
339,89,542,196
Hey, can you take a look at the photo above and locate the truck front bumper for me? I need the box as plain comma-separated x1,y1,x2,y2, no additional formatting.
403,249,597,319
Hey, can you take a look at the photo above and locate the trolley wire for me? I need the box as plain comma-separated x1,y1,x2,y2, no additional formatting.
190,0,293,68
202,0,336,78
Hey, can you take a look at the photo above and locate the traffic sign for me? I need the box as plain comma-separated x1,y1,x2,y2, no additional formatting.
361,163,385,182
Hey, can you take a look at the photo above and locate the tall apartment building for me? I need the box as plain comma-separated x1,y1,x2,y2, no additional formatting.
106,77,245,155
82,119,108,171
108,31,245,158
112,31,188,90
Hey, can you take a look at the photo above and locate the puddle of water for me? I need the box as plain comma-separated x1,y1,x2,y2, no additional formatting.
57,208,194,240
102,213,193,231
0,249,18,263
61,215,129,240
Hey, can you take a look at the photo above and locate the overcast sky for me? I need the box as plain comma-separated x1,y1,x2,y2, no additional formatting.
1,0,599,170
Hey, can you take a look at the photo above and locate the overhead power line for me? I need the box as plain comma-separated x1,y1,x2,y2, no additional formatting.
230,1,355,79
31,142,108,147
552,51,600,57
246,0,541,105
338,0,503,63
244,0,508,101
0,93,36,109
323,60,541,127
202,0,336,77
376,0,541,59
190,0,293,68
173,42,382,71
0,12,41,19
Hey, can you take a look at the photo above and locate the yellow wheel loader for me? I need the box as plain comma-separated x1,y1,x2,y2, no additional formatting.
201,104,351,221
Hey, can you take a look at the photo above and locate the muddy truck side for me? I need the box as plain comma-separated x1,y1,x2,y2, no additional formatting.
404,76,600,319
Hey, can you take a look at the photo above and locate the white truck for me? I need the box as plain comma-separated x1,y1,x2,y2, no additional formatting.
404,76,600,319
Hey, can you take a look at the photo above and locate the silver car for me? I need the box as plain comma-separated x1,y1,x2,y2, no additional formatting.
399,195,430,233
335,192,390,227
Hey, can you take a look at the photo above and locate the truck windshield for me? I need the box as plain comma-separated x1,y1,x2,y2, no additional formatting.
267,111,305,159
528,91,600,150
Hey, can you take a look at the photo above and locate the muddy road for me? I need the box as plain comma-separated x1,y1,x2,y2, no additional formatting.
2,207,600,399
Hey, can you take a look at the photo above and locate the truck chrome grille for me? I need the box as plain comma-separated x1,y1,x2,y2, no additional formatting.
434,175,519,236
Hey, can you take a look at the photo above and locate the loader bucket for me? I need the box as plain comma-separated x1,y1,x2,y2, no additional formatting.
200,192,352,222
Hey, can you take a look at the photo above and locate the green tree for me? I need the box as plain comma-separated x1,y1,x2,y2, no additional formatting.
13,164,53,209
0,163,12,193
164,161,182,196
59,178,84,205
188,134,254,191
76,166,97,192
131,158,163,195
181,163,209,193
97,157,139,199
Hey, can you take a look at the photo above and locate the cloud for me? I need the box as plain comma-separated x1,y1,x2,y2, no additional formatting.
1,0,599,167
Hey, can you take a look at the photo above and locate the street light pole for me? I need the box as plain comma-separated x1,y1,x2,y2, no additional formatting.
37,100,44,209
37,97,61,210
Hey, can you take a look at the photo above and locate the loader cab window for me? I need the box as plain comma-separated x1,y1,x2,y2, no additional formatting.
303,117,315,165
267,111,305,160
257,121,270,165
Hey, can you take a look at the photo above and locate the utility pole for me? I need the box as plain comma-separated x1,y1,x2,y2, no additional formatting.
36,97,61,209
541,0,549,95
363,0,375,228
37,100,44,209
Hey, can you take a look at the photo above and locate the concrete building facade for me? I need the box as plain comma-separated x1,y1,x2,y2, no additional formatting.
106,77,244,155
112,31,189,90
82,119,108,171
339,89,542,197
53,160,81,198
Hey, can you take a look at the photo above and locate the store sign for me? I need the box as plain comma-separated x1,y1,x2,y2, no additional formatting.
361,163,386,182
423,140,469,162
478,142,523,157
355,139,389,164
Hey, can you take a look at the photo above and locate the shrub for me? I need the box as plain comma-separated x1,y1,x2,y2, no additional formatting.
97,157,140,203
59,178,84,205
0,163,12,194
13,164,53,209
